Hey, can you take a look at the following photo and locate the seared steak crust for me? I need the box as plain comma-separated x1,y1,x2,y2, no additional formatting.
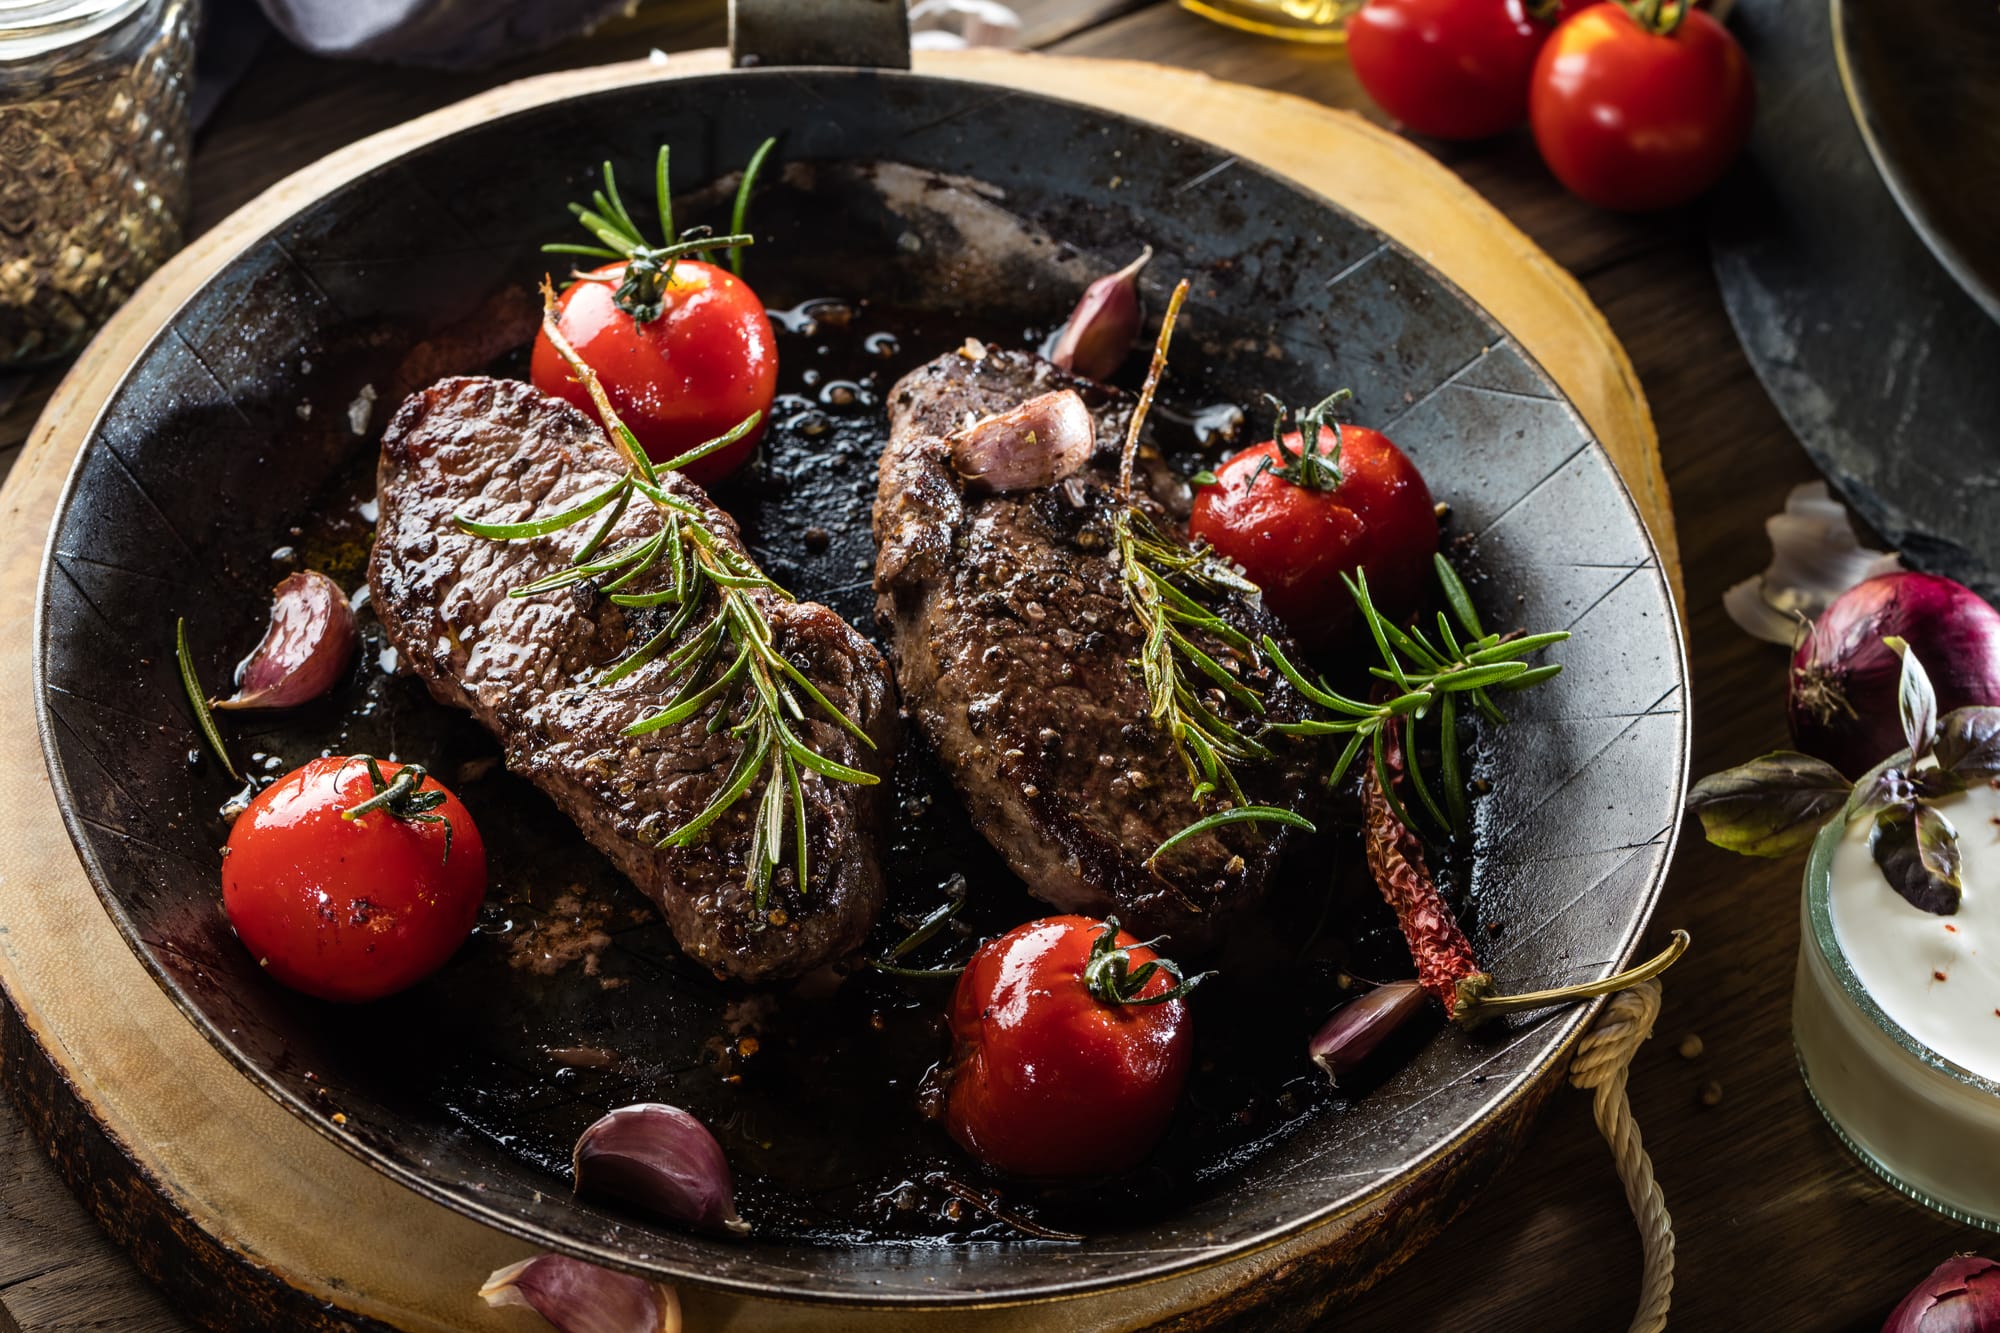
874,347,1322,947
370,376,897,982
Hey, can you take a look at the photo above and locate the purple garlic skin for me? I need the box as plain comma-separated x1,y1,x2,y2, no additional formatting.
1882,1255,2000,1333
481,1254,679,1333
1049,246,1151,381
949,389,1096,495
573,1102,750,1237
1308,980,1429,1085
213,570,357,711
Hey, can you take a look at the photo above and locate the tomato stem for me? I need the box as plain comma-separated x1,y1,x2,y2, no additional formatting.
1081,916,1212,1006
1242,389,1352,495
1611,0,1689,35
339,755,455,863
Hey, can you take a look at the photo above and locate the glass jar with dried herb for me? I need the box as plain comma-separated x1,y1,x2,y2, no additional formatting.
0,0,193,367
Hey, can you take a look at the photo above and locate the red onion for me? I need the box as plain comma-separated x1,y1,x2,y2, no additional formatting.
213,571,357,711
1882,1254,2000,1332
1790,572,2000,776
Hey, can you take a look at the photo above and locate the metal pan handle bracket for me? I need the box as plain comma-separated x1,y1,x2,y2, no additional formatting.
730,0,912,70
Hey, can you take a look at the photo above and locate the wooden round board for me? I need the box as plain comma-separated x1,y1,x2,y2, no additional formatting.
0,48,1677,1332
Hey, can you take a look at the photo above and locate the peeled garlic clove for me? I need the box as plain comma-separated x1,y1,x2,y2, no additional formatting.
1308,980,1428,1085
213,570,358,710
573,1103,750,1237
1050,246,1152,381
480,1254,679,1333
949,389,1096,494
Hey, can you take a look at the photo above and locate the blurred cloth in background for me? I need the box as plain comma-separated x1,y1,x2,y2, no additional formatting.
249,0,1023,67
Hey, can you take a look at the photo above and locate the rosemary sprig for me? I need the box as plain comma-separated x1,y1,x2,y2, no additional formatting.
175,617,240,781
1264,553,1567,842
1110,280,1317,847
543,137,777,321
866,891,970,980
453,282,877,908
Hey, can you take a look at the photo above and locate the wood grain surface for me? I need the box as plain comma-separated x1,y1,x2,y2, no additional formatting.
0,2,1982,1331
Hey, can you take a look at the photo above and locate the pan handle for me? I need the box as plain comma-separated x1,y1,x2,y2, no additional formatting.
729,0,912,70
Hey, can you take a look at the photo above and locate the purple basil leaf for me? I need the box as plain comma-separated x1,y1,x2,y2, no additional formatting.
1913,768,1969,800
1844,752,1915,821
1936,705,2000,783
1870,802,1963,915
1888,636,1939,762
1687,752,1851,858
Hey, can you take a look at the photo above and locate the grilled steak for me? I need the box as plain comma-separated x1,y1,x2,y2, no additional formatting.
874,346,1322,948
370,376,897,982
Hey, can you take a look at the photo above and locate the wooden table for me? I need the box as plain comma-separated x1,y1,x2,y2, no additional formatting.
0,2,1979,1329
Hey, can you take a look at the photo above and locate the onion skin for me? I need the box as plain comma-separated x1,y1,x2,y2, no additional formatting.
1790,573,2000,777
1882,1254,2000,1332
213,570,357,711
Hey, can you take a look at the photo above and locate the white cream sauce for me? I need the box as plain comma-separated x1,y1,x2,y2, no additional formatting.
1830,781,2000,1084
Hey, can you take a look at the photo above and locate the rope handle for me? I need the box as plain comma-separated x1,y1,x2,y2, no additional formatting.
1570,979,1674,1333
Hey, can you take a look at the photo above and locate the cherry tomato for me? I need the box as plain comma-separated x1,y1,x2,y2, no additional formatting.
531,259,778,486
1190,420,1437,652
944,916,1198,1178
1346,0,1579,141
222,756,487,1003
1529,4,1754,212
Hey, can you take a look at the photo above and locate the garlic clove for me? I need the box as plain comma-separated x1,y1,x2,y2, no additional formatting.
213,570,358,710
573,1103,751,1237
1308,980,1428,1085
949,389,1096,495
1723,482,1900,646
480,1254,679,1333
1050,246,1152,381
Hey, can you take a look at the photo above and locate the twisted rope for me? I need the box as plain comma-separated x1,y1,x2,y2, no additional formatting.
1570,979,1674,1333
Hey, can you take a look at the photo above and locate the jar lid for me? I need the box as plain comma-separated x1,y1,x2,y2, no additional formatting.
0,0,149,61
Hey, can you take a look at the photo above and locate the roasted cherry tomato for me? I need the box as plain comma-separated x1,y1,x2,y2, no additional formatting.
944,916,1200,1178
1529,3,1754,212
1346,0,1584,141
532,259,778,486
222,756,487,1003
1190,402,1437,651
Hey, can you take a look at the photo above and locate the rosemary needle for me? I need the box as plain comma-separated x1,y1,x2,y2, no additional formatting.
175,617,240,781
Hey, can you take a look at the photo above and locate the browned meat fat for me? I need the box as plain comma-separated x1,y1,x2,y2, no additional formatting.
873,347,1323,949
369,376,898,982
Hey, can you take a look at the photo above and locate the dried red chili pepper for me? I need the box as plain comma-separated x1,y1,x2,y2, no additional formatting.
1362,722,1687,1029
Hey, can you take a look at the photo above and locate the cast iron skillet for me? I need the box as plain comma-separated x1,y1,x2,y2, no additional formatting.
32,28,1687,1315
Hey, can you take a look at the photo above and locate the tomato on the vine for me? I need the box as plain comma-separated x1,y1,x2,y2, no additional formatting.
944,916,1203,1178
1529,2,1754,212
532,258,778,486
222,756,487,1003
1190,395,1437,652
1346,0,1587,141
